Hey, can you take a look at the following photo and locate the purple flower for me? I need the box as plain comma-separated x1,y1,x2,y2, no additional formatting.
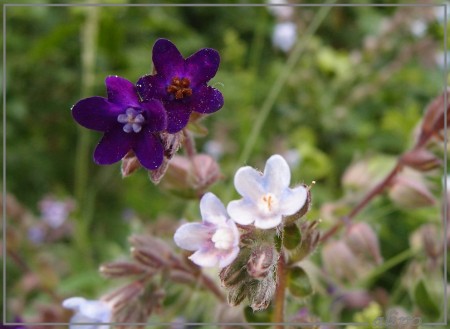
72,76,167,170
174,193,239,268
137,39,224,133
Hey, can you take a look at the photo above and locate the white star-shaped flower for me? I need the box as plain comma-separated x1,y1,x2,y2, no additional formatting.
62,297,112,329
228,154,307,229
174,193,240,268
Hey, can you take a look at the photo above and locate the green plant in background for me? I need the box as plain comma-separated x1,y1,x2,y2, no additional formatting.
3,2,449,328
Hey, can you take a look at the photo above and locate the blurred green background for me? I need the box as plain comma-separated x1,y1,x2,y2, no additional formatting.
3,0,448,325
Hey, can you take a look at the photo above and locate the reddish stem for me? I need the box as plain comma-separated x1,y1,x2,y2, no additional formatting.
273,252,287,328
320,162,403,243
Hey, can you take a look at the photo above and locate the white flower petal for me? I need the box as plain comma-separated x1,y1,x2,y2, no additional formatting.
189,248,220,267
227,199,256,226
219,246,240,268
234,166,265,201
199,192,228,225
279,185,308,215
174,223,212,251
226,218,240,248
263,154,291,196
79,300,111,322
254,214,283,229
62,297,87,310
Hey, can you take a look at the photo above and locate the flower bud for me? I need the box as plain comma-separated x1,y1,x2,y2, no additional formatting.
148,156,170,184
400,148,441,172
220,248,251,288
288,220,320,262
249,271,277,311
99,261,148,278
160,131,184,159
226,280,249,306
342,155,396,195
121,151,141,178
247,245,278,279
344,222,382,265
388,169,435,209
161,154,222,198
131,246,169,269
321,240,360,282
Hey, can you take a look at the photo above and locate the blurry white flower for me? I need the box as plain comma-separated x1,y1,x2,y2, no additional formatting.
272,22,297,53
410,19,427,37
39,196,75,228
203,140,224,160
62,297,111,329
282,149,301,168
227,154,307,229
174,193,240,268
434,3,450,23
267,0,294,20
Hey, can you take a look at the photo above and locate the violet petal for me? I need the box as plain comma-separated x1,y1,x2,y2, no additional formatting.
227,199,256,226
152,39,184,78
94,129,133,165
133,129,164,170
136,75,167,102
141,99,167,132
185,48,220,86
189,248,220,267
218,246,240,268
105,76,140,108
165,102,192,133
264,154,291,196
72,97,121,132
190,85,224,114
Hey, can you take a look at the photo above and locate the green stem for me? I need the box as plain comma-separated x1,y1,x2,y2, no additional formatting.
358,248,417,288
73,5,99,262
225,3,334,201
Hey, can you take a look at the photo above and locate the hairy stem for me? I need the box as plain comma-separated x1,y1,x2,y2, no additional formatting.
273,251,287,327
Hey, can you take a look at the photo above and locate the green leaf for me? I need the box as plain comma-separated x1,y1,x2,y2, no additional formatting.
283,224,302,250
414,280,440,320
287,266,313,298
244,305,272,328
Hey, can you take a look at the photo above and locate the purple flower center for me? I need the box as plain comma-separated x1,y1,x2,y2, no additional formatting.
167,77,193,100
117,108,146,133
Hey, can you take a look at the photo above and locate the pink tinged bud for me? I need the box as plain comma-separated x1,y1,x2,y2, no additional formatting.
247,245,278,279
227,154,308,230
162,154,222,196
388,169,435,209
339,290,373,310
321,240,360,282
148,156,170,184
99,261,148,278
173,193,240,268
400,148,442,172
345,222,383,265
121,151,141,178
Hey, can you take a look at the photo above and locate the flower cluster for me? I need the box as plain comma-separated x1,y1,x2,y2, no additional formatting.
174,154,314,311
71,39,223,171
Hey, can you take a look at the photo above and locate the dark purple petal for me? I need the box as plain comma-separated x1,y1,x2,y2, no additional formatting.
72,97,122,132
94,129,133,165
136,75,167,102
141,99,167,132
165,102,192,133
185,48,220,86
133,129,164,170
152,39,184,78
105,76,140,107
190,85,224,114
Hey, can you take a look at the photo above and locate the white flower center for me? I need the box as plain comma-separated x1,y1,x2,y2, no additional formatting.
211,227,234,250
257,193,279,215
117,108,145,133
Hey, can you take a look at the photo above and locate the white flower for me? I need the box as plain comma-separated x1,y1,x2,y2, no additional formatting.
272,22,297,53
62,297,112,329
227,154,307,229
267,0,294,20
174,192,240,268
